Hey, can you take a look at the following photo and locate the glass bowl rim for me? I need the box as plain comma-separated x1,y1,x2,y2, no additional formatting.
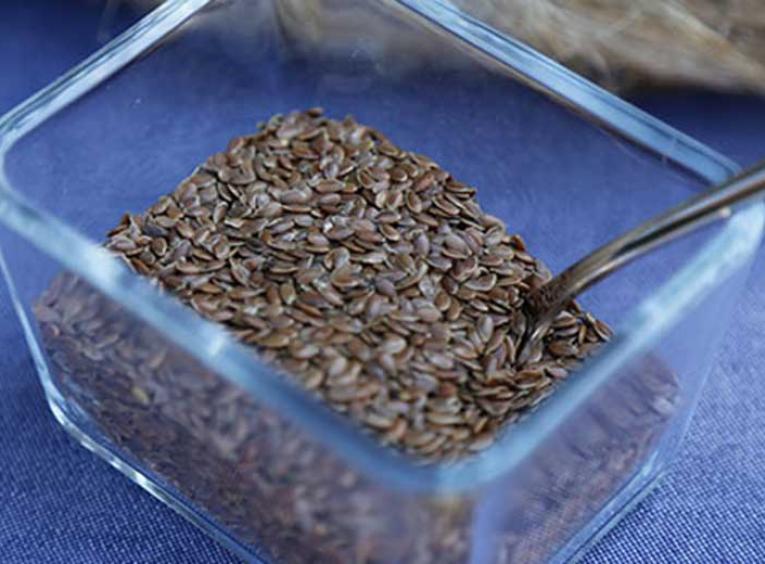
0,0,762,492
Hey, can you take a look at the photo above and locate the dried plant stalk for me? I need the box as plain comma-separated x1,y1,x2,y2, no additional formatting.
461,0,765,92
121,0,765,92
274,0,765,93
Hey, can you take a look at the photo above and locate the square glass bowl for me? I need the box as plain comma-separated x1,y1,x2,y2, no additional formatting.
0,0,762,562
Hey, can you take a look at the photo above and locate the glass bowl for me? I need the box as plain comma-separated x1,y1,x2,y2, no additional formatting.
0,1,762,562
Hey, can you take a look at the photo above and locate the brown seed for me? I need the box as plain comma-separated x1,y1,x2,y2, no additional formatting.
258,332,291,348
485,329,506,355
364,411,396,430
468,432,495,452
548,340,577,358
327,356,349,378
357,228,384,244
379,224,400,242
279,281,297,305
433,194,460,216
358,252,386,265
374,277,397,299
381,336,407,355
452,257,478,282
316,179,344,193
330,265,362,290
425,411,463,426
444,234,469,255
592,318,614,341
477,315,495,343
318,193,341,206
416,306,442,323
465,273,497,292
413,232,430,257
279,190,311,206
150,238,168,257
325,226,354,240
453,344,479,361
130,385,151,406
545,365,569,380
424,350,454,370
390,167,408,182
293,343,320,359
413,172,434,192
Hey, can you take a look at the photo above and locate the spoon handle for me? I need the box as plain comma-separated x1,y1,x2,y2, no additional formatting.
524,160,765,346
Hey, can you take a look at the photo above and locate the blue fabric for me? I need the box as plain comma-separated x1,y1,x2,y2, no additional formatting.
1,2,764,562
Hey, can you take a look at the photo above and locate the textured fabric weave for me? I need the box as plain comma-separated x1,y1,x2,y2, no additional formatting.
1,1,764,562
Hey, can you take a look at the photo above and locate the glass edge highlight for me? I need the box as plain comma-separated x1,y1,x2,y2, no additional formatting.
0,0,761,492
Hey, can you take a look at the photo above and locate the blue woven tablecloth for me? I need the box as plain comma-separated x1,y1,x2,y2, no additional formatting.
1,2,764,562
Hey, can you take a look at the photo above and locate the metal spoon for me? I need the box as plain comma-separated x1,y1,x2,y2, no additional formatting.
518,160,765,362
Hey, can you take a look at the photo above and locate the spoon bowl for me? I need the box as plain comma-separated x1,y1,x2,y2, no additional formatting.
518,160,765,361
